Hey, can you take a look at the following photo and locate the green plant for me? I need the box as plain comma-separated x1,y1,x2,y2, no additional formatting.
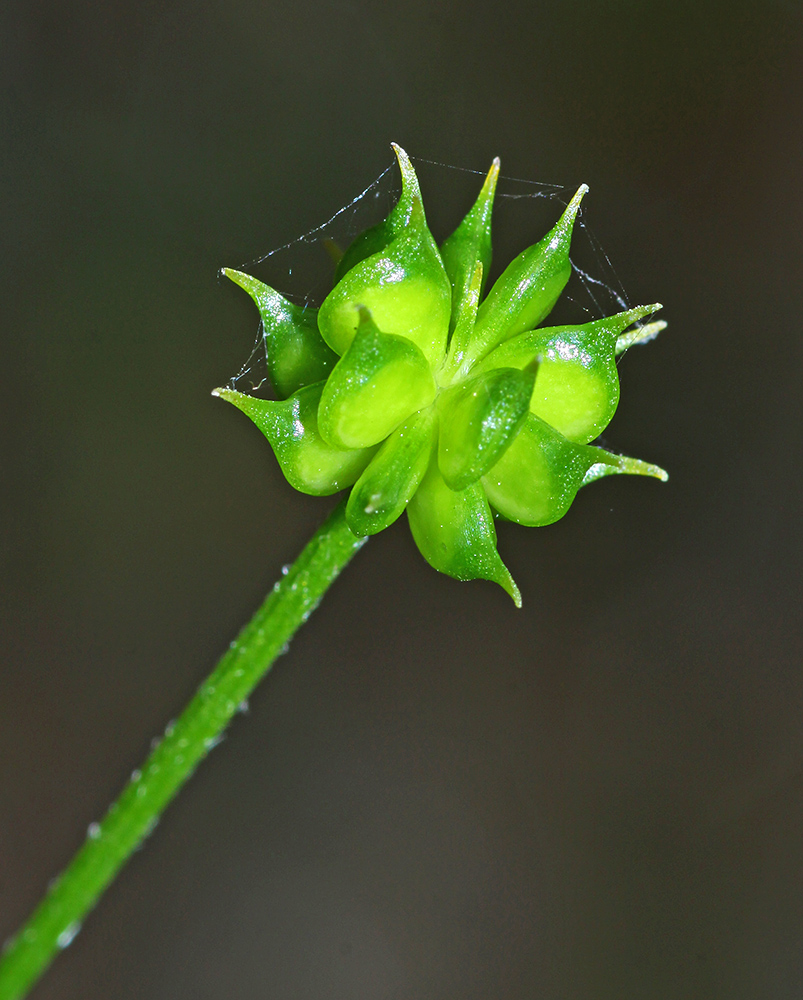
0,145,666,1000
219,146,666,605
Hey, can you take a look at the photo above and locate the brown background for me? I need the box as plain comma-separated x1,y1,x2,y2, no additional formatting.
2,1,803,997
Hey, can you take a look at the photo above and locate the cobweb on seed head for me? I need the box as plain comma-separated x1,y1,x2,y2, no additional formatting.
222,152,637,398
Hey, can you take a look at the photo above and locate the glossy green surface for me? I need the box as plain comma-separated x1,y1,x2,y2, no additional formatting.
216,384,376,494
222,269,338,399
438,260,483,386
346,406,436,536
440,159,498,330
407,452,521,607
477,304,662,442
318,150,451,367
334,144,422,282
437,367,535,490
318,310,437,449
222,145,667,602
461,185,588,373
481,413,664,526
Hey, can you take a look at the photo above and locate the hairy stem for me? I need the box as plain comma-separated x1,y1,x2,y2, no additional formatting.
0,500,367,1000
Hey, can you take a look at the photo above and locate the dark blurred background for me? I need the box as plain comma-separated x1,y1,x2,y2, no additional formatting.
2,0,802,997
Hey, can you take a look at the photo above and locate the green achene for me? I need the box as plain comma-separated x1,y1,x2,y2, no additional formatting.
482,413,667,527
476,303,662,443
218,144,668,604
317,172,452,366
214,383,377,495
318,309,437,449
221,269,338,398
408,452,522,607
333,143,424,283
440,158,499,329
437,367,536,491
346,406,436,536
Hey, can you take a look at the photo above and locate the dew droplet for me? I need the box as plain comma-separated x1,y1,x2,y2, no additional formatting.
238,699,249,714
131,769,142,783
281,564,290,576
57,922,81,950
87,822,101,840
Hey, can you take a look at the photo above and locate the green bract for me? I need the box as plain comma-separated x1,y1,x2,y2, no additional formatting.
217,145,667,606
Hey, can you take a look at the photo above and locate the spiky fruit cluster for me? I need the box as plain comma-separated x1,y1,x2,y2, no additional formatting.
217,145,667,605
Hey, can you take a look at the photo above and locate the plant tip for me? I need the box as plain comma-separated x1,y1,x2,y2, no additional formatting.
570,183,590,209
390,142,410,165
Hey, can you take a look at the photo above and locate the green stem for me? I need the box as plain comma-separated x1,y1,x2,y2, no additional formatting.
0,500,366,1000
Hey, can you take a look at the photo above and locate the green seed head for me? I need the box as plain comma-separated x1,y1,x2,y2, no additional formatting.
217,146,667,605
